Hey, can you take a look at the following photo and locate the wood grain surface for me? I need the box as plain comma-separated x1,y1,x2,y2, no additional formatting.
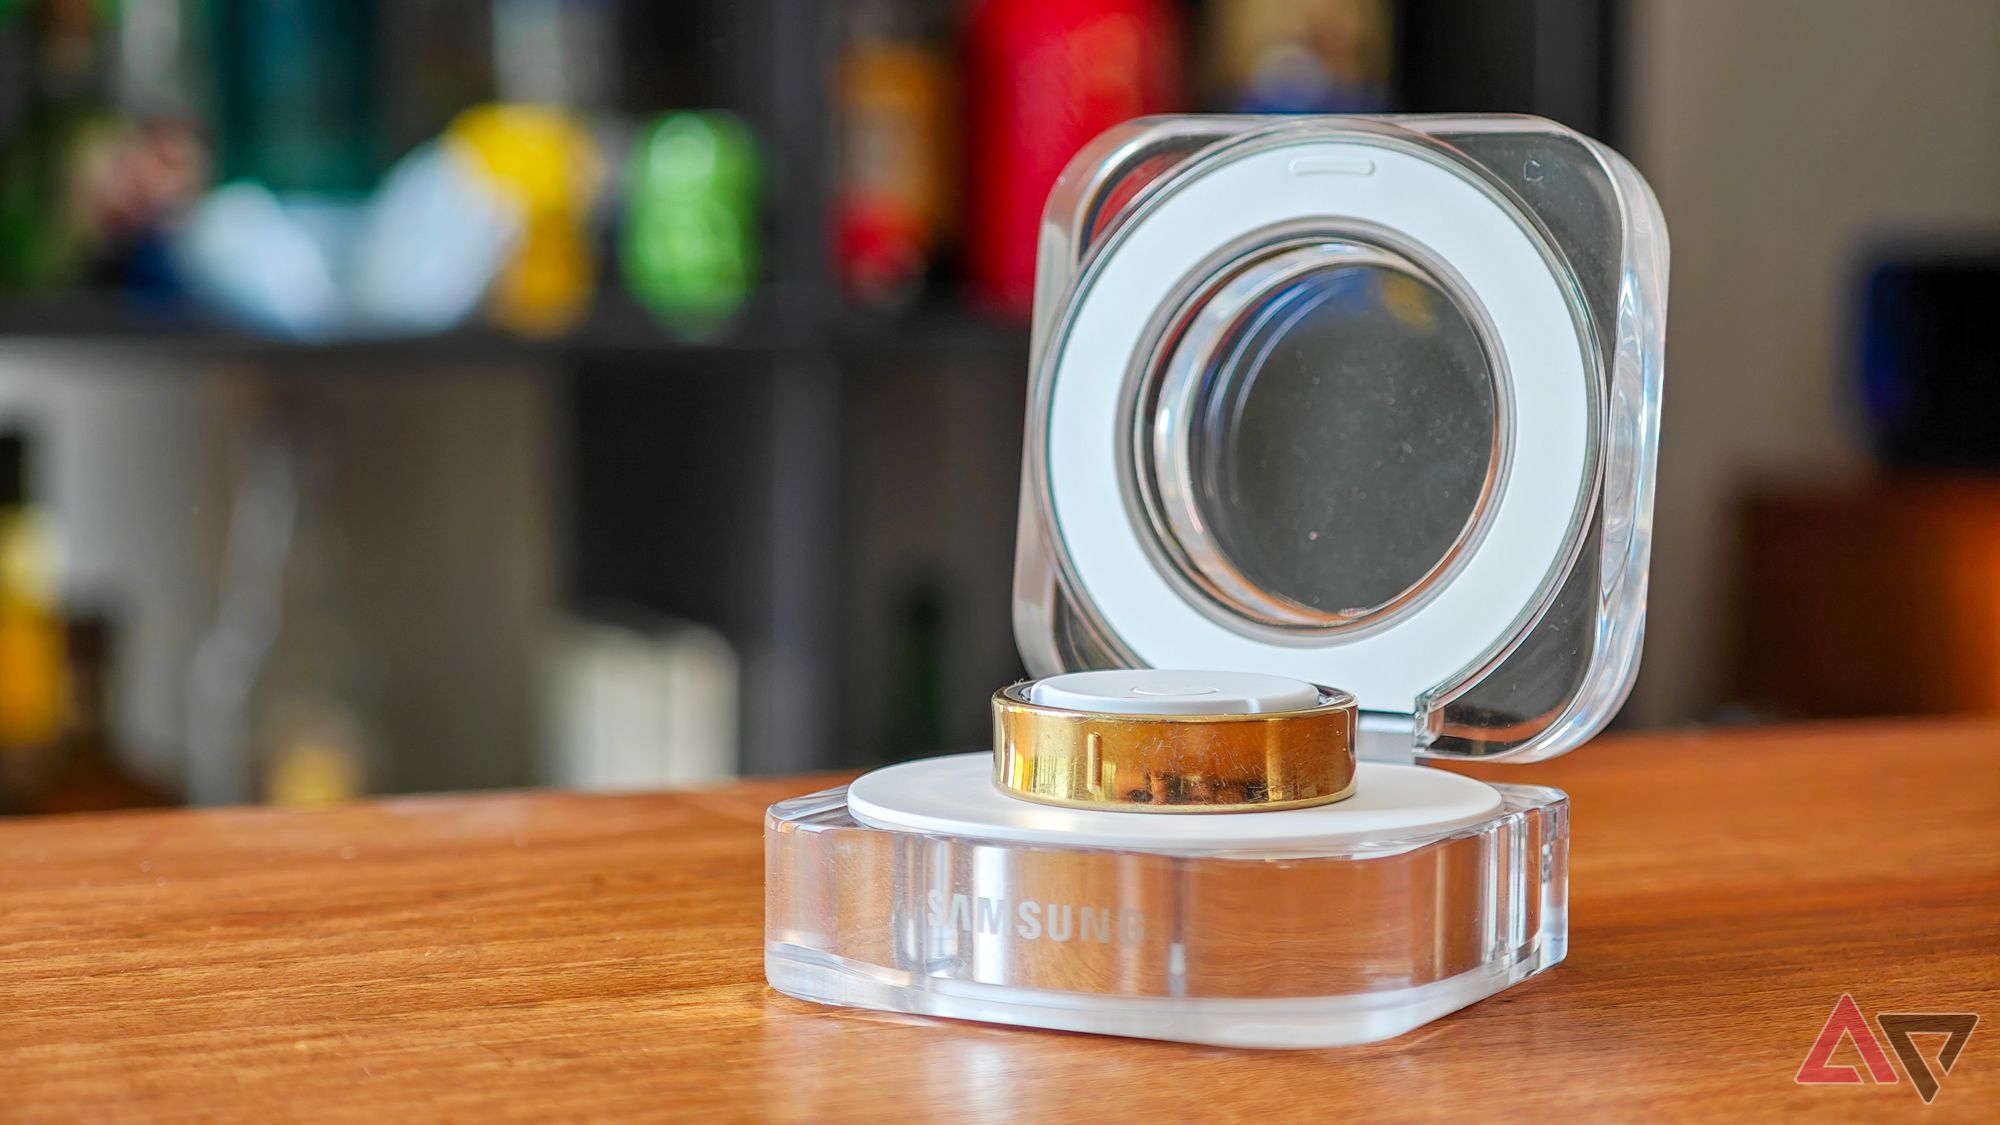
2,720,1997,1122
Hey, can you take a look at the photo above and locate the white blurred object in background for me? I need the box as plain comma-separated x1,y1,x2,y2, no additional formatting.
544,614,738,791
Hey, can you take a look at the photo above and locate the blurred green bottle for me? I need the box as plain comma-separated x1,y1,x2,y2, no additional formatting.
620,111,760,340
212,0,377,193
0,0,116,289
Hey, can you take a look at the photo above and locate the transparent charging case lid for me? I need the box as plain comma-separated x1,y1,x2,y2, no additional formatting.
1012,115,1668,763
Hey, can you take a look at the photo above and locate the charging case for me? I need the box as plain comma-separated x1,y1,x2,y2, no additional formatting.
766,115,1668,1047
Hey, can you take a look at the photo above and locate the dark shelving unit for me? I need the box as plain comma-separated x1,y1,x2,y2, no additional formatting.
0,289,1023,368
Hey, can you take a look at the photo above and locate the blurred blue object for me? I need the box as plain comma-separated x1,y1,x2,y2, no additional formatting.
177,182,349,340
350,140,523,334
172,142,522,341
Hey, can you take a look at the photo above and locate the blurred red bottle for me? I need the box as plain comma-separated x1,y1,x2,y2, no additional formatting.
963,0,1182,320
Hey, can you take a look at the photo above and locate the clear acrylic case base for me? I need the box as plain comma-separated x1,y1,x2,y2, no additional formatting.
765,756,1569,1049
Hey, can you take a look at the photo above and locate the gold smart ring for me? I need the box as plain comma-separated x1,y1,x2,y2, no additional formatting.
991,671,1358,813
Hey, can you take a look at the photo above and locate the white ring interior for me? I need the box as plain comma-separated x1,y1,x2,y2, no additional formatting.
847,753,1503,851
1046,140,1590,713
1024,668,1323,715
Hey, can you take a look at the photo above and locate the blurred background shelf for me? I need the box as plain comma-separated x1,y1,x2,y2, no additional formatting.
0,0,1638,812
8,0,1995,816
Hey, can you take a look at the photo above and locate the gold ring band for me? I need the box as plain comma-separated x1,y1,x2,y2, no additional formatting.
991,682,1358,813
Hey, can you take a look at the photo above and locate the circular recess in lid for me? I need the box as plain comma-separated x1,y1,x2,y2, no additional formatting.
1132,231,1504,637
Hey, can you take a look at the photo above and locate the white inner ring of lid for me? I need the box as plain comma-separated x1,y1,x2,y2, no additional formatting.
847,753,1503,851
1046,140,1590,713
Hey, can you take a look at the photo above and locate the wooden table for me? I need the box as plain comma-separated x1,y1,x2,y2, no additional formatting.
3,721,1996,1121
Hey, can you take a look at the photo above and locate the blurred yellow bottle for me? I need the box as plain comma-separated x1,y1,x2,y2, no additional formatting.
0,431,64,759
447,104,604,337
